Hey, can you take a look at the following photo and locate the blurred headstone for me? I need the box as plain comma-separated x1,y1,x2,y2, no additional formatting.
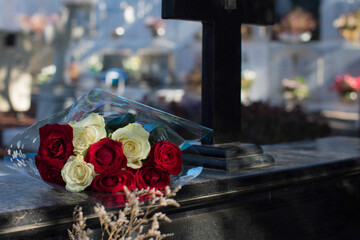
9,72,32,112
0,30,32,113
138,46,174,87
102,49,132,72
36,1,94,120
268,45,319,103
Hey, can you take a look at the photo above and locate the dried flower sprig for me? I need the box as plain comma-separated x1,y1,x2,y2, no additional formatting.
68,206,93,240
69,186,181,240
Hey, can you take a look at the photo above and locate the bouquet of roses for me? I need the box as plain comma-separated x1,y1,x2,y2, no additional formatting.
5,89,212,196
281,76,310,101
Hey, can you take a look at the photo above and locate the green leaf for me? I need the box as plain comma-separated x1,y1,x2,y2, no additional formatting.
149,126,168,145
106,113,136,133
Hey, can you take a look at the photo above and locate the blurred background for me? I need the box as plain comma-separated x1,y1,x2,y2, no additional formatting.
0,0,360,154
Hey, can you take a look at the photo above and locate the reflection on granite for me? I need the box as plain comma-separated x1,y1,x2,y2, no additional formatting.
0,136,359,238
0,173,87,212
0,167,90,234
192,136,360,183
0,162,17,177
172,136,360,203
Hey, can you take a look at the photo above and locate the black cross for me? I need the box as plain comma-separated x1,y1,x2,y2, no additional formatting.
162,0,274,144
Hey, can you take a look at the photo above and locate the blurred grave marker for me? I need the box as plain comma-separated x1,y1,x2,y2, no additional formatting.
0,30,32,113
36,1,94,120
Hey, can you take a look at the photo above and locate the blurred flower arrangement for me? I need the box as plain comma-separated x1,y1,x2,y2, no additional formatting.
333,8,360,42
273,7,317,42
331,74,360,102
19,13,59,39
241,70,256,104
281,76,310,102
69,186,181,240
88,56,103,74
241,70,256,91
36,65,56,84
123,56,142,80
144,17,166,37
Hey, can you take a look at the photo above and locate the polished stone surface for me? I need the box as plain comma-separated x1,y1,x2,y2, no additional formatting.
0,136,359,239
200,136,360,180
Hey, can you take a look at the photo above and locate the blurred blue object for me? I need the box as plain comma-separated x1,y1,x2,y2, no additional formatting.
103,68,128,87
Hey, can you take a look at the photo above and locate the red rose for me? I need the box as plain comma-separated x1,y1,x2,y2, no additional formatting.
91,170,136,193
85,138,127,173
37,123,74,169
150,141,182,175
35,155,65,186
135,165,170,190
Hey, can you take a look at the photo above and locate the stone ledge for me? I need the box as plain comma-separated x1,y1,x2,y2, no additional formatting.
0,136,359,239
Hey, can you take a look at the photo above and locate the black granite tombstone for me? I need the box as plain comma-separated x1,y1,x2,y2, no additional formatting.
1,137,360,239
162,0,274,143
162,0,275,170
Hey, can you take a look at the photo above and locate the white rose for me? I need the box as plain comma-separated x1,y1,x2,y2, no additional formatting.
70,113,107,155
111,123,150,169
61,155,96,192
72,127,91,155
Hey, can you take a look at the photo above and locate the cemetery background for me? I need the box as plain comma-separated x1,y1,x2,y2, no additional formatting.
0,1,358,157
0,0,359,153
0,0,360,239
0,1,359,162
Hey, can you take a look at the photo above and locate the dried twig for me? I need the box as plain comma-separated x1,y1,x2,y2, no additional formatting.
69,186,181,240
